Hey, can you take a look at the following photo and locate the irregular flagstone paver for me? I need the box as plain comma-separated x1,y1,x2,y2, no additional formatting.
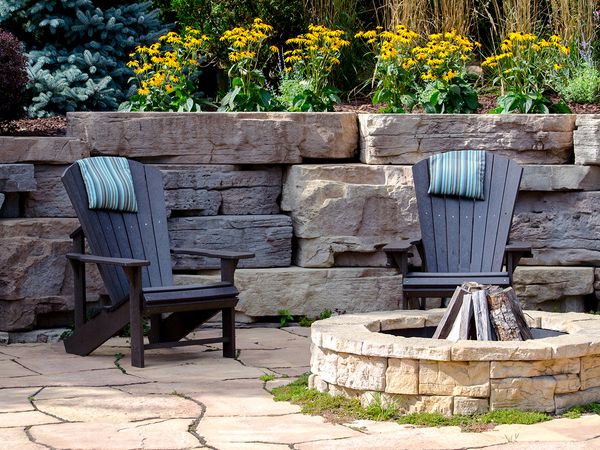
29,419,202,449
0,367,144,389
34,387,202,422
0,410,61,427
2,428,47,450
0,387,40,413
238,346,311,369
0,359,40,377
197,414,360,445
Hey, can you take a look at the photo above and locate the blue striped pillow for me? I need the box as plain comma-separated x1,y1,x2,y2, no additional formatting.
428,150,486,200
76,157,138,212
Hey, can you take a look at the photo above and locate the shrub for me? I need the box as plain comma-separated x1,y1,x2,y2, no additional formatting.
557,64,600,104
218,18,281,111
482,32,571,113
0,29,28,119
0,0,168,117
120,28,210,112
357,27,480,113
412,30,481,113
355,25,421,113
280,25,349,111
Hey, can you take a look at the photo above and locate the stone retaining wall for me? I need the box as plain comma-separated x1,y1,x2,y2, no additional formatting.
0,112,598,330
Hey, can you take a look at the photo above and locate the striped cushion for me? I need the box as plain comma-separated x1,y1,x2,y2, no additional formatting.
428,150,486,200
76,157,138,212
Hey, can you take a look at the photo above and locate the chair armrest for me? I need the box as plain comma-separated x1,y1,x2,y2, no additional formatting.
66,253,150,267
383,240,419,276
506,242,533,257
383,240,414,253
171,247,255,260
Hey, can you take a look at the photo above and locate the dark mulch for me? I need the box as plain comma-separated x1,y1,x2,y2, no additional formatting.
1,97,600,137
0,116,67,137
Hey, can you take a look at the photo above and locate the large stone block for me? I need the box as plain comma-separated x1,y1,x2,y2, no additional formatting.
490,376,557,412
175,267,402,317
0,219,103,331
512,192,600,266
512,266,594,310
520,165,600,191
160,165,282,216
385,358,419,395
419,361,490,397
0,164,36,192
555,386,600,413
282,164,419,267
24,165,74,218
574,115,600,165
490,358,580,378
359,114,575,165
0,137,88,164
336,353,387,391
68,112,357,163
169,215,292,269
581,355,600,390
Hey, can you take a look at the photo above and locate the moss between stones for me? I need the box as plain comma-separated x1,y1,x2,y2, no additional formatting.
271,374,569,431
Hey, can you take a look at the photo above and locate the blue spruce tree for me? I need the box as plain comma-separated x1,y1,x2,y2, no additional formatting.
0,0,168,116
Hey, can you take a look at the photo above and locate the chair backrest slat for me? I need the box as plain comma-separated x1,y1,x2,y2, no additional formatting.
63,160,173,306
413,152,522,273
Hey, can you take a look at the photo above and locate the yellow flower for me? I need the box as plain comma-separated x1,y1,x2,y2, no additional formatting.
554,63,562,70
137,87,150,96
270,45,278,53
442,70,457,81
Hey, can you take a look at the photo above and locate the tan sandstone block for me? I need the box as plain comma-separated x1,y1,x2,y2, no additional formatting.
382,394,454,416
385,359,419,395
554,374,581,394
490,376,557,412
555,386,600,413
391,337,452,361
451,340,551,361
310,345,338,384
336,353,387,391
419,361,490,397
581,355,600,390
320,327,366,354
549,334,600,359
490,358,580,378
453,397,490,415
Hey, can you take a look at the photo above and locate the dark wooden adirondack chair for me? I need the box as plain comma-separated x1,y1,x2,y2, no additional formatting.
62,158,253,367
384,152,532,309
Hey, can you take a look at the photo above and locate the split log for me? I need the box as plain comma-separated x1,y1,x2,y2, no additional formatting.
433,287,467,339
487,287,531,341
472,290,493,341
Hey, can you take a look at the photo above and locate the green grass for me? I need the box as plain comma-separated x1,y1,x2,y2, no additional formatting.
260,374,276,382
271,374,552,430
563,402,600,419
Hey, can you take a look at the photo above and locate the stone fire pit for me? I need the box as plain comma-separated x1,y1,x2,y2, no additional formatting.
309,310,600,415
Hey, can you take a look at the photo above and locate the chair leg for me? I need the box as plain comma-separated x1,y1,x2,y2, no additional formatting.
222,307,236,358
148,314,162,344
125,267,144,368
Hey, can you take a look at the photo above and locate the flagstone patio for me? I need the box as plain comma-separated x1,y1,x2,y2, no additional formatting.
2,325,600,449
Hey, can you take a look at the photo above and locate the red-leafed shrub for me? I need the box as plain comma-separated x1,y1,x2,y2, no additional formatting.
0,29,28,119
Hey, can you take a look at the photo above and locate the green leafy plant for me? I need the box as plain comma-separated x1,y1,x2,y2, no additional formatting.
280,24,349,111
1,0,167,117
219,18,281,111
356,25,420,113
563,402,600,419
120,27,210,112
482,32,571,113
260,374,276,382
278,309,295,327
557,64,600,104
411,30,481,113
0,29,28,119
